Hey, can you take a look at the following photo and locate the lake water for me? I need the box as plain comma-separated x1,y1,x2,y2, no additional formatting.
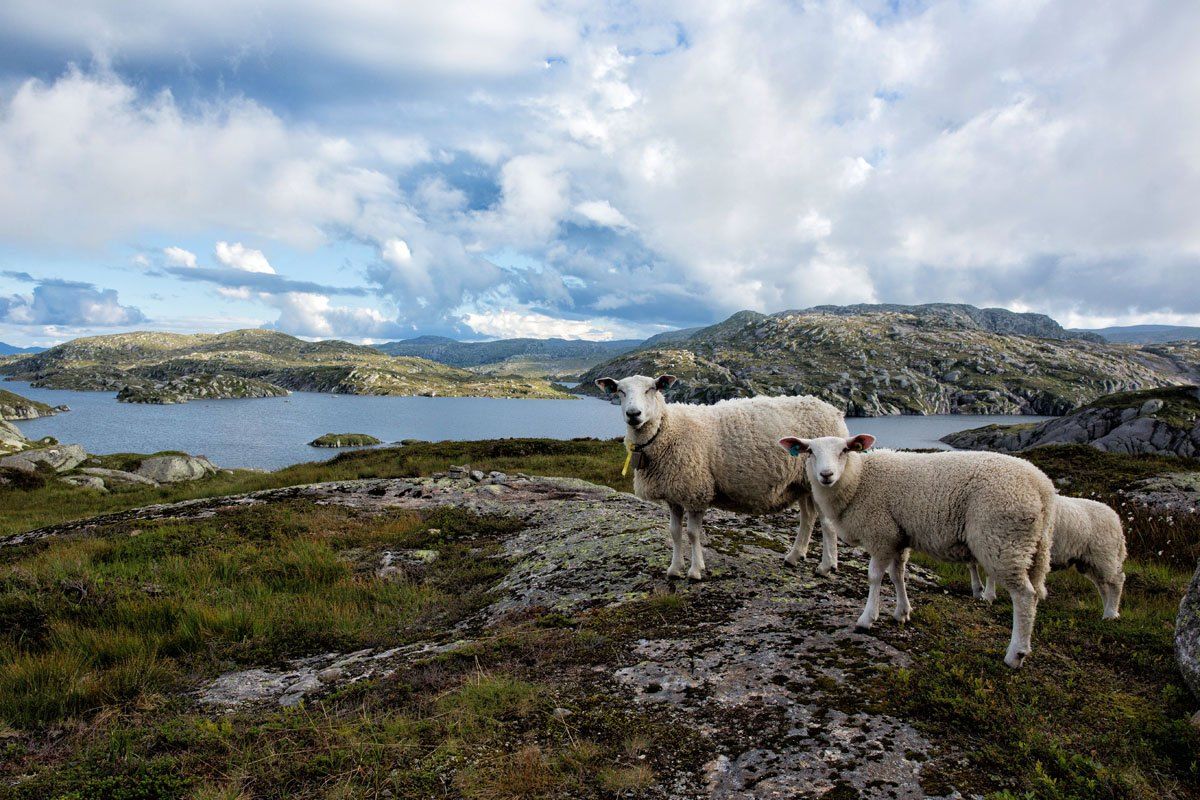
5,381,1050,471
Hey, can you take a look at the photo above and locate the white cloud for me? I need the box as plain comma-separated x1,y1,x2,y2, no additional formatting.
263,291,404,340
162,246,197,268
215,242,275,274
575,200,633,230
462,308,628,340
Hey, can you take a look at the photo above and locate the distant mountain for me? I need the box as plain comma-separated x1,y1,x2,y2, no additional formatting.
1078,324,1200,344
0,329,571,402
579,306,1200,416
374,336,644,374
0,342,44,355
802,303,1102,341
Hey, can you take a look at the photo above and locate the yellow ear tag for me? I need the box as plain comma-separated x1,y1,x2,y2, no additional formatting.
622,445,633,477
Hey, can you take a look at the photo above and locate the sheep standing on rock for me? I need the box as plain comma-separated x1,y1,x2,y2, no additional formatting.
970,495,1127,619
596,375,848,580
779,434,1055,668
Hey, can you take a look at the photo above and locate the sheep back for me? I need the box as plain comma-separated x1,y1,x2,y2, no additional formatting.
634,394,846,514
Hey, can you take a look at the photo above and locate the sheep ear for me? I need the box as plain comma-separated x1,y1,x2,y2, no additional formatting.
595,378,618,394
779,437,810,457
846,434,875,452
655,374,677,391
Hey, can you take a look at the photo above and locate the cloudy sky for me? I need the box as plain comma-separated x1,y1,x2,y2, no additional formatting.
0,0,1197,347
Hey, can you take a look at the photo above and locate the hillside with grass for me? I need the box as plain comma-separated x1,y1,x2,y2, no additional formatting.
0,438,1197,798
0,329,572,401
580,307,1200,415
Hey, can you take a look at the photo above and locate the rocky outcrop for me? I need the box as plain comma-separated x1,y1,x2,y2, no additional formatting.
0,443,86,473
0,420,30,455
580,308,1200,416
943,385,1200,457
1178,560,1200,700
0,388,62,420
78,467,160,487
116,373,289,404
308,433,382,448
134,454,218,483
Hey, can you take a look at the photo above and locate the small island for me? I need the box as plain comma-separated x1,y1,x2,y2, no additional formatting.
308,433,383,448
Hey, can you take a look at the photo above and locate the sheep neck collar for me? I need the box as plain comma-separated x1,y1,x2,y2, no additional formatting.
628,410,667,452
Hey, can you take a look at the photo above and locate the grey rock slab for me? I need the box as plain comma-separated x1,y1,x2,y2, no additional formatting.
0,443,86,473
80,467,160,487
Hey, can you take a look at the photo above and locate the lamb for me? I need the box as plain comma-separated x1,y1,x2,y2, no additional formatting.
969,495,1126,619
778,434,1055,668
595,374,848,580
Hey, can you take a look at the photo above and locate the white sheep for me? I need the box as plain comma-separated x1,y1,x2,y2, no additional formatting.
596,374,848,580
969,495,1126,619
778,434,1055,668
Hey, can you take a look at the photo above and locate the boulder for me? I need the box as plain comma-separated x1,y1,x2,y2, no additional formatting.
79,467,160,487
0,443,86,473
135,454,219,483
59,475,107,492
1178,559,1200,701
0,419,29,454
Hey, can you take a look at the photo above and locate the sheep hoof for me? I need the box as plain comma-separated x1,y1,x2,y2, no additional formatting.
893,611,910,625
981,593,996,604
666,566,685,579
687,569,704,581
853,624,872,634
1004,650,1028,669
816,562,836,577
783,552,804,567
1103,611,1120,620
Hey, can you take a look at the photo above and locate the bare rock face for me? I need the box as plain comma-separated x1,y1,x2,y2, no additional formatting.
943,385,1200,457
1178,560,1200,701
0,443,86,473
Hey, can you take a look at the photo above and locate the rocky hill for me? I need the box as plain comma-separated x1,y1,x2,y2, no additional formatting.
0,329,572,401
579,308,1200,415
942,385,1200,457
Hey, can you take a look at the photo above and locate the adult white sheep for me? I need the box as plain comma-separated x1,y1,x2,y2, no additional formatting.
596,374,848,580
778,434,1054,668
969,495,1126,619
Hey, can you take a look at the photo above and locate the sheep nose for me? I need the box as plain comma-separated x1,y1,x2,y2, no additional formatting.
626,411,641,420
819,469,834,479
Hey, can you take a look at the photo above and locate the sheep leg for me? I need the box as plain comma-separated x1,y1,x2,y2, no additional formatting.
1101,576,1124,620
685,509,707,580
981,572,997,604
968,563,984,599
666,504,686,578
816,519,839,576
784,494,816,566
855,554,889,632
1004,578,1038,668
889,552,911,624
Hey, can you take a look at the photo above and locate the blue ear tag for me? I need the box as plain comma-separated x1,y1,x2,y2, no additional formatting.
788,444,802,457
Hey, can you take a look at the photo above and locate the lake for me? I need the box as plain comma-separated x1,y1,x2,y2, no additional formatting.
5,381,1050,471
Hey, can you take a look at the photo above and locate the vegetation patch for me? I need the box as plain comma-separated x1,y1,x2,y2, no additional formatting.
308,432,383,448
0,503,517,729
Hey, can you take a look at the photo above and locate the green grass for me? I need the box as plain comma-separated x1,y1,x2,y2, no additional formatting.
0,503,517,729
863,558,1199,798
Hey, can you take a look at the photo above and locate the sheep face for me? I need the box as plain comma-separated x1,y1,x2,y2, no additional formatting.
595,374,677,430
778,434,875,487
